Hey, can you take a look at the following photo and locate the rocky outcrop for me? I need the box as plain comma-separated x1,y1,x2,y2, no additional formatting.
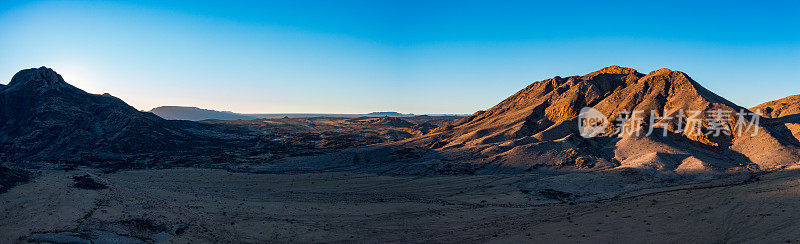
752,94,800,119
0,67,249,163
410,66,800,173
752,94,800,151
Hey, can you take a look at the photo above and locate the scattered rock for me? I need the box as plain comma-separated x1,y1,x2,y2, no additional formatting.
0,166,30,193
70,174,107,190
539,189,574,202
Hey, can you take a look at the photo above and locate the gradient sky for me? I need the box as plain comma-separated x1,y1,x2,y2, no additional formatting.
1,0,799,114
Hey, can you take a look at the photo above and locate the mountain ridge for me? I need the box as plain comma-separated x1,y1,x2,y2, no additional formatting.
400,65,800,174
0,67,251,163
3,66,799,176
752,94,800,119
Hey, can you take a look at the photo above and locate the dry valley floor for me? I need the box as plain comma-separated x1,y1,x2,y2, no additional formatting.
2,167,800,243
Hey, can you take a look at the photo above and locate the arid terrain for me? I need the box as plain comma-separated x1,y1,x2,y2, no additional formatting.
1,166,798,243
205,115,461,149
2,66,800,243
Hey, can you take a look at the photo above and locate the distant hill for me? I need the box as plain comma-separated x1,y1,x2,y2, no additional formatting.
149,108,426,120
149,106,255,121
245,111,417,119
365,111,414,117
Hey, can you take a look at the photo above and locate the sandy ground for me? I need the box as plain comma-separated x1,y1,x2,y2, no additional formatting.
2,167,800,243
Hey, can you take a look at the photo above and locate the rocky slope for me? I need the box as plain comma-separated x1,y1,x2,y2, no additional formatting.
751,94,800,118
400,66,800,174
4,66,799,177
0,67,253,163
752,94,800,150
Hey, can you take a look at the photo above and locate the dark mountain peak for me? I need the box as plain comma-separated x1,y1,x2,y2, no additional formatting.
0,67,208,161
6,66,71,92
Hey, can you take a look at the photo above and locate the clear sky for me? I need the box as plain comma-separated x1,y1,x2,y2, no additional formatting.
1,0,798,114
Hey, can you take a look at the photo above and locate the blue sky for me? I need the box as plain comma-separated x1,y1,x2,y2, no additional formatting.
1,0,798,114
